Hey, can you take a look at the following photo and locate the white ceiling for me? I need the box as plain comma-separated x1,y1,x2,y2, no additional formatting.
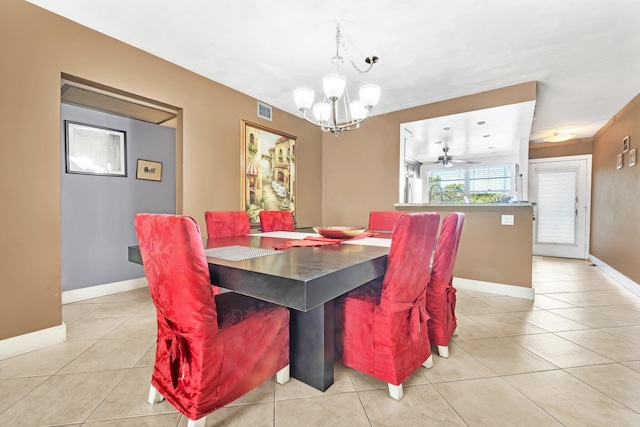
26,0,640,163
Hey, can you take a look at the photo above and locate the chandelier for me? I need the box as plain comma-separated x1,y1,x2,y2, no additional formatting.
293,23,381,137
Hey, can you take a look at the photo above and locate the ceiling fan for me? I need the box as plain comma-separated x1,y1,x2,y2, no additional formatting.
431,143,480,168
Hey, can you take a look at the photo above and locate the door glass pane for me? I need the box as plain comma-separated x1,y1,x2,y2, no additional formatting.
536,169,577,245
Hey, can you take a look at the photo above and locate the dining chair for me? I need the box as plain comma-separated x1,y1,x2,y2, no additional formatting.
367,210,404,231
204,211,250,238
426,212,465,358
259,210,295,232
334,212,440,400
134,213,290,427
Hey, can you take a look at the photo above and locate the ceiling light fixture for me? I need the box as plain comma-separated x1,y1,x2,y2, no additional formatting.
544,132,576,142
293,23,380,137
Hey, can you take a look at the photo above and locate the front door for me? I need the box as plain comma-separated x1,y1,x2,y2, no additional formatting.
529,156,591,259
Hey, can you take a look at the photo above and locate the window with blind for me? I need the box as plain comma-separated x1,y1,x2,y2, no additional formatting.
428,166,512,203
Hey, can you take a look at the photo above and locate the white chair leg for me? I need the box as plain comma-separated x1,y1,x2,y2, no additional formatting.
437,345,450,358
422,354,433,369
453,327,459,336
187,416,207,427
148,385,164,404
388,383,403,400
276,364,290,385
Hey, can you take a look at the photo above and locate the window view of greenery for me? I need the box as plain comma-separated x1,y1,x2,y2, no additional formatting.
428,166,512,203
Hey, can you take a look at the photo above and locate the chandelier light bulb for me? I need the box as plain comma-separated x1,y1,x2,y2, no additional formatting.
294,87,314,111
313,102,331,123
360,84,381,109
350,100,367,120
323,74,346,100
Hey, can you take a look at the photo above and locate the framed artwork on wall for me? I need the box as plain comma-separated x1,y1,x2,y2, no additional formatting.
136,159,163,181
617,153,623,169
630,148,637,167
240,120,296,226
65,121,127,177
623,136,630,153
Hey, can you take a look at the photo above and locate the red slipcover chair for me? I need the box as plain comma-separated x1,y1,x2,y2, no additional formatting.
368,210,404,231
426,212,465,358
134,213,290,427
335,212,440,400
259,210,295,232
204,211,250,238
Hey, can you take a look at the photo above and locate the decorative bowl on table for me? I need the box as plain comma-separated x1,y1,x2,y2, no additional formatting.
312,226,366,239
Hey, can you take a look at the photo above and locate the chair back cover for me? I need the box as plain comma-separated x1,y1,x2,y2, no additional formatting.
135,213,217,330
381,212,440,305
204,211,250,238
430,212,465,293
368,210,404,231
426,212,465,346
259,210,294,232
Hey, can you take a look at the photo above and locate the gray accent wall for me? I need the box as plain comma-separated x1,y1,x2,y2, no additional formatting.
60,103,176,291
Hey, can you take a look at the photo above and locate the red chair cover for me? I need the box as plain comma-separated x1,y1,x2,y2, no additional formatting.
335,212,440,386
135,213,289,420
368,211,404,231
426,212,465,347
259,210,295,232
204,211,250,238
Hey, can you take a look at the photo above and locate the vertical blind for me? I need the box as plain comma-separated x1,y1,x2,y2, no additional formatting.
536,169,577,245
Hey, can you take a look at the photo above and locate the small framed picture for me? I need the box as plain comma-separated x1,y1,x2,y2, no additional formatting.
617,153,623,169
630,149,637,167
136,159,163,181
623,136,630,153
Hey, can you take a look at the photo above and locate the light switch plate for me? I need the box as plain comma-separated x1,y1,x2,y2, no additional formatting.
501,214,514,225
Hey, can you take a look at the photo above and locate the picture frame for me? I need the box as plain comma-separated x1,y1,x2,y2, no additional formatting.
241,120,296,225
617,153,623,170
623,136,630,153
136,159,163,181
630,148,637,167
65,121,127,176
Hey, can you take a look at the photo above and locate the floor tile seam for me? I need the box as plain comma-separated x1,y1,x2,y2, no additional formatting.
424,381,471,426
50,339,106,376
0,374,54,418
561,364,640,416
513,307,594,331
549,308,624,328
81,367,136,425
510,332,617,367
433,375,563,426
352,385,374,427
499,371,577,426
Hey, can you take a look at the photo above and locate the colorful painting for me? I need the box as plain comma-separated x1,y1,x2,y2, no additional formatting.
241,121,296,225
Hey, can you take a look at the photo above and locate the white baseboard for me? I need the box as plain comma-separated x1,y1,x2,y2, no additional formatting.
62,277,148,304
0,323,67,361
455,277,536,300
589,255,640,298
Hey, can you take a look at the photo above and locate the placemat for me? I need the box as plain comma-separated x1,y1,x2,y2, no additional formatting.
204,245,282,261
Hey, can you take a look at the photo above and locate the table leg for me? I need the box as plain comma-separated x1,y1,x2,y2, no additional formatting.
289,300,334,391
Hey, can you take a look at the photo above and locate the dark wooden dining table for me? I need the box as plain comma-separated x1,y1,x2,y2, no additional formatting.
128,230,390,391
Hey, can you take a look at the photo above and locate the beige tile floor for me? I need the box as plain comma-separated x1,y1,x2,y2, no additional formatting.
2,256,640,426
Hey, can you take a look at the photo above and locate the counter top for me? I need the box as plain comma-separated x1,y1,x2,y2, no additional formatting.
395,202,534,207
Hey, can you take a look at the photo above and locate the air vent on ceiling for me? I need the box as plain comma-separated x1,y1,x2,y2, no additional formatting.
257,101,272,121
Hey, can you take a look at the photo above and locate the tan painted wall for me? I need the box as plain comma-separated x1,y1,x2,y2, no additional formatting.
400,206,534,288
591,93,640,284
321,82,537,226
0,0,323,340
529,138,593,159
